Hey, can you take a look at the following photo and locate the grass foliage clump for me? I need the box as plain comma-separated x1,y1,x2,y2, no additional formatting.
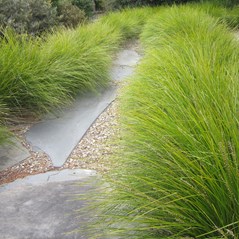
81,6,239,239
99,7,159,40
0,102,10,145
0,30,65,114
0,22,122,115
190,2,239,29
41,23,121,99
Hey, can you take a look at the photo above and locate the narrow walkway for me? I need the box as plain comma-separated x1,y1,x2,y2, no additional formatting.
0,43,141,239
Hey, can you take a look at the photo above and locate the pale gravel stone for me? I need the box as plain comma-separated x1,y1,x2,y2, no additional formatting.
63,100,120,174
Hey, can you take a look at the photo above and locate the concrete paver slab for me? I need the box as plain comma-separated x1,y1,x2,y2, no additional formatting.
0,138,31,171
0,169,97,239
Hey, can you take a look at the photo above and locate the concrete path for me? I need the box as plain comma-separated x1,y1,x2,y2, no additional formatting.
0,45,141,239
0,169,97,239
0,138,31,170
26,47,140,167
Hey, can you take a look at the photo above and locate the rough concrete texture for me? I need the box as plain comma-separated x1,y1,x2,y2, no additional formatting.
0,138,31,171
26,48,140,167
0,169,97,239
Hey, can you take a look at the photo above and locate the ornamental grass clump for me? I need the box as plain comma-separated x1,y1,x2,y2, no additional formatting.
140,5,238,50
0,20,121,117
0,30,67,115
41,22,121,98
80,6,239,239
188,2,239,29
99,7,159,40
0,102,10,145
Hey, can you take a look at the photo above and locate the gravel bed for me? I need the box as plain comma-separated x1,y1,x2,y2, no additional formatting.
63,100,119,174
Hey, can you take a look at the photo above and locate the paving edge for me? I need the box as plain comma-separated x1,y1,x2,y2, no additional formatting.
0,169,97,192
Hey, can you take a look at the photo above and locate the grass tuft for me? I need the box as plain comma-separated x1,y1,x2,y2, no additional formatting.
79,6,239,239
188,2,239,29
40,23,121,99
0,29,67,114
0,101,10,145
99,7,160,40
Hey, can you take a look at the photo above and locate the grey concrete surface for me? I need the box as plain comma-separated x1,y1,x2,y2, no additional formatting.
26,48,140,167
0,169,97,239
0,138,31,171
